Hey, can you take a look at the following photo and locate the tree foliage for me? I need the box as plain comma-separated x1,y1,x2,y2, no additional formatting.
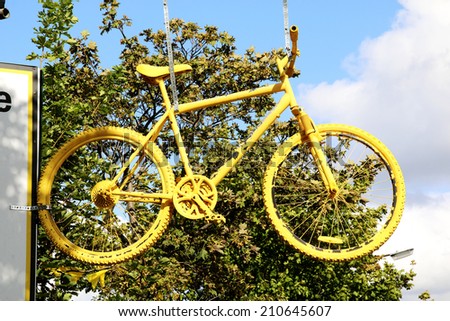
30,0,416,301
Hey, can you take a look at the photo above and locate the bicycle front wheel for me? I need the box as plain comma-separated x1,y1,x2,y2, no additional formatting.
38,127,175,265
263,124,405,261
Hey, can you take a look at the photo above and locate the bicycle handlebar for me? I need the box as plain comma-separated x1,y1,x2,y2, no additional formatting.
285,25,299,77
290,25,298,46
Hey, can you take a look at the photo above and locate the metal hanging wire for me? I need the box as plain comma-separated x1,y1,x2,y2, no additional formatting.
163,0,290,111
163,0,179,111
283,0,290,52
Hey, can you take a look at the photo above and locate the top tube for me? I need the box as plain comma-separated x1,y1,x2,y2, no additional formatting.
177,82,285,114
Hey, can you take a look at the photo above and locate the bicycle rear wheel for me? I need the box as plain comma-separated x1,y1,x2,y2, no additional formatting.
263,124,405,261
38,127,174,265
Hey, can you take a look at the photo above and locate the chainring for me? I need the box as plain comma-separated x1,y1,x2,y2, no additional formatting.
173,175,218,220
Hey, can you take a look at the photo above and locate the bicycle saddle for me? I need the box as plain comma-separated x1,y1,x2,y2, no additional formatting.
137,64,192,85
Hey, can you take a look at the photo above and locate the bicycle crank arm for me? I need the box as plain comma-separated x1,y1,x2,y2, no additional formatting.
192,194,226,223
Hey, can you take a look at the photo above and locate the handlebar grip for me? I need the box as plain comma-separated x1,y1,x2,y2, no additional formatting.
284,25,299,77
290,25,299,43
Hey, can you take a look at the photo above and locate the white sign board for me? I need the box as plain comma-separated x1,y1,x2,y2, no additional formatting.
0,63,40,300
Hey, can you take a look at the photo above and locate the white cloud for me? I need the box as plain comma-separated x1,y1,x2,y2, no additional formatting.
378,193,450,300
298,0,450,193
297,0,450,300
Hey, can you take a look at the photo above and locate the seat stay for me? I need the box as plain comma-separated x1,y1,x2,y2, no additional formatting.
111,108,171,188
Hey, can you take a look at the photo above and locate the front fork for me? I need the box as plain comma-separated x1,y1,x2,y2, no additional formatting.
291,106,339,197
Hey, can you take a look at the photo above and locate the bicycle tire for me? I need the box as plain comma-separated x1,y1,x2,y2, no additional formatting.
263,124,405,261
38,126,175,265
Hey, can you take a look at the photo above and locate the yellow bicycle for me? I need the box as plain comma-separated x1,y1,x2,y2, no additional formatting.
38,26,405,265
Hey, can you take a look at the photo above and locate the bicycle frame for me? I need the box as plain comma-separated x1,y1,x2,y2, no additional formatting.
112,36,338,200
164,74,295,187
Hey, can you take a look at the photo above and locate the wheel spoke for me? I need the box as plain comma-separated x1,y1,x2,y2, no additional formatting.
38,127,173,264
264,125,405,261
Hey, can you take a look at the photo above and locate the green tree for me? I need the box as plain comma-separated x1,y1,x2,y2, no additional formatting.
30,0,416,300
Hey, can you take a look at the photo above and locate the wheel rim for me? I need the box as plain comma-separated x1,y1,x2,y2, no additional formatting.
38,128,173,264
265,125,404,260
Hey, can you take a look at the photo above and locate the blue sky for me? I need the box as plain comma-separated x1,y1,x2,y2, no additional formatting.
2,0,400,84
2,0,450,302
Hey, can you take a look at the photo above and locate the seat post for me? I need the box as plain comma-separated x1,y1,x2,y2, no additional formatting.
157,79,194,178
158,79,173,110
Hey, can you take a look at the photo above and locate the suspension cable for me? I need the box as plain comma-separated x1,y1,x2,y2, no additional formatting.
163,0,179,111
283,0,290,52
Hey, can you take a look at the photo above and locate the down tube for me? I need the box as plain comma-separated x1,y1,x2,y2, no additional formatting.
211,93,291,186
